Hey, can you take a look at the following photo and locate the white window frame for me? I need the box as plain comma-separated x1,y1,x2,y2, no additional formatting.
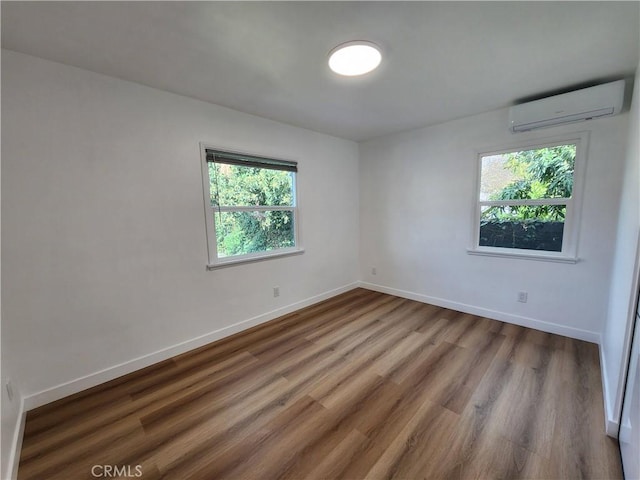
468,132,589,263
200,143,304,270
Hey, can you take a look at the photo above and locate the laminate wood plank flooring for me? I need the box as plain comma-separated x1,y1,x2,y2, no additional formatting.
18,288,622,479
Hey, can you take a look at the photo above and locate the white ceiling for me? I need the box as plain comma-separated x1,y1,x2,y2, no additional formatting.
2,1,639,141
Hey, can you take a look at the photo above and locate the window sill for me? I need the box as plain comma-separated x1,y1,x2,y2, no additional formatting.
207,248,305,270
466,248,578,264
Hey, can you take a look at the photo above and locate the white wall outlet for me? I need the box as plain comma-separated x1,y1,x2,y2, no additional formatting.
371,267,377,275
273,286,280,298
6,380,14,402
517,291,528,303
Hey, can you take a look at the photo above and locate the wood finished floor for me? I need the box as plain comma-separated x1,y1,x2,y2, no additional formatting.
18,288,622,480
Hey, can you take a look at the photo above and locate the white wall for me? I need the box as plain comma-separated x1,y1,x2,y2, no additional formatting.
1,49,359,414
602,70,640,433
359,105,629,341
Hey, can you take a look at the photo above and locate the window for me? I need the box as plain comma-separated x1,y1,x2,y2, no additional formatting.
200,146,302,268
469,133,587,262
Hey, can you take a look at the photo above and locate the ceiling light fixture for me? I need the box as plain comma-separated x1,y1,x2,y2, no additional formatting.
328,41,382,77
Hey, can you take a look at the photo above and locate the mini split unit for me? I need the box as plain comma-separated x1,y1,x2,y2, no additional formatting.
509,79,625,132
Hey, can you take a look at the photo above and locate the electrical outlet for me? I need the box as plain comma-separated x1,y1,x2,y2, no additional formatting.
517,291,528,303
371,267,377,275
6,380,14,402
273,286,280,298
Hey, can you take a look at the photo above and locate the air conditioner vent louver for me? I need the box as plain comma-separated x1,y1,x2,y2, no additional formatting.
509,80,625,133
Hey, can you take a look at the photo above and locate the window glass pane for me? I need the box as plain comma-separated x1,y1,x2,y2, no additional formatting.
479,205,566,252
214,210,295,258
480,144,576,201
209,163,294,207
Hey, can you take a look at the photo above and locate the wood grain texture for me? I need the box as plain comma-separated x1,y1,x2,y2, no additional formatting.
18,288,622,479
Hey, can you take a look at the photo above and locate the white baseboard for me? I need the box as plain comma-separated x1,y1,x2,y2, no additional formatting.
599,344,620,437
5,396,26,480
22,282,359,411
357,281,600,344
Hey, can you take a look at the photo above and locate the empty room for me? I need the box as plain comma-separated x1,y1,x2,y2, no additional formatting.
2,2,640,479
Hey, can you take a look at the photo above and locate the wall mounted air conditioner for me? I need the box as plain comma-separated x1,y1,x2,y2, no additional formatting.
508,79,625,132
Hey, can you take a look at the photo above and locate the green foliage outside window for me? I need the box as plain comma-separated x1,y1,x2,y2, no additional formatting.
483,144,576,222
210,163,295,257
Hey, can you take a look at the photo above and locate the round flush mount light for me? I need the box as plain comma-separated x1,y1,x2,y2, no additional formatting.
328,41,382,76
